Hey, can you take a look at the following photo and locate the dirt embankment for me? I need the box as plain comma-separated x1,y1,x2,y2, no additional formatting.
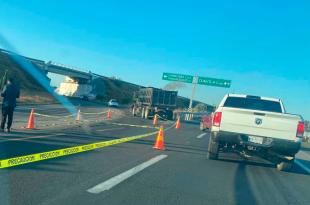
0,52,55,104
92,76,142,104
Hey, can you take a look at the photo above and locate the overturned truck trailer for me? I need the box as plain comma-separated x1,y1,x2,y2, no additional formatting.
132,87,178,120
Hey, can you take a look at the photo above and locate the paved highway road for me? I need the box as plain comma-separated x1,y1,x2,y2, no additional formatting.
0,106,310,205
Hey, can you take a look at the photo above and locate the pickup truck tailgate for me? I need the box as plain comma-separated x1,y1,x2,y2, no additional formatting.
219,107,300,140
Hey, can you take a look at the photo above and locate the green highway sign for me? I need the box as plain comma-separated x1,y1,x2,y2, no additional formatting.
198,76,231,88
162,72,193,83
162,72,231,88
162,72,231,109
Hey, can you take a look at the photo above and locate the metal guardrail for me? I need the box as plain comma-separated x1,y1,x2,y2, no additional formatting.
177,111,210,124
304,131,310,142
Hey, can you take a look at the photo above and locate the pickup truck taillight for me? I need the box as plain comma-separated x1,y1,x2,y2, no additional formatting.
296,121,305,138
213,112,222,127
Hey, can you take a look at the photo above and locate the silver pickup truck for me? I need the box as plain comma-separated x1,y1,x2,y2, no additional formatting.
208,94,305,171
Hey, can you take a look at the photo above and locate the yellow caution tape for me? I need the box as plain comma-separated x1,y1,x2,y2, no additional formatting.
0,131,158,169
34,112,74,118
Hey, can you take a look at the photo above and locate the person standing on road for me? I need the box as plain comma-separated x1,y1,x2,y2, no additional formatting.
1,77,20,132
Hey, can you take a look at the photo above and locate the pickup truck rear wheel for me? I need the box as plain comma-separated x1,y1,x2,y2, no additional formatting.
132,108,136,116
207,137,219,160
141,108,145,118
276,160,293,171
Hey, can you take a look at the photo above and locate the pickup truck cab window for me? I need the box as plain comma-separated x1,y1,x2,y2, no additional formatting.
223,96,283,113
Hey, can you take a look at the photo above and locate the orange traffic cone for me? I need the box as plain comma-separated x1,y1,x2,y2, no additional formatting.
96,113,99,121
153,126,165,150
107,109,112,119
175,116,181,129
26,109,35,129
153,114,158,126
76,109,81,121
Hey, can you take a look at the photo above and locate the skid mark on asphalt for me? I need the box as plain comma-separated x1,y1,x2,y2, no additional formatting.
96,127,125,132
0,133,64,142
110,122,158,129
87,154,168,194
297,150,310,158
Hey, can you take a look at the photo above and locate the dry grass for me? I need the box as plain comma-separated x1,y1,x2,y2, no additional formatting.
19,92,56,104
0,52,56,104
0,52,44,91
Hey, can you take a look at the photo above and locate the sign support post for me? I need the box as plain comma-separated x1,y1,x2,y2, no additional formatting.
189,76,198,110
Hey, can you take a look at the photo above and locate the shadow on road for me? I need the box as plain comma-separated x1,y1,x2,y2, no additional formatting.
219,158,274,169
165,148,206,156
300,147,310,152
218,157,310,176
292,159,310,175
233,163,258,205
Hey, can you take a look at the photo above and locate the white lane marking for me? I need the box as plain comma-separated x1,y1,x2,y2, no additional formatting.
295,159,310,174
0,133,63,142
87,154,168,194
197,133,207,139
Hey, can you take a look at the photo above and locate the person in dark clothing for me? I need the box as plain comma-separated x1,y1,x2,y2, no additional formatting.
1,78,20,132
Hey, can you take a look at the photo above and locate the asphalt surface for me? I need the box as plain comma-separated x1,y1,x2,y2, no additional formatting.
1,104,310,205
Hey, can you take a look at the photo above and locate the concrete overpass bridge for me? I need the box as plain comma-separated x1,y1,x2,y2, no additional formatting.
42,61,94,97
0,48,95,98
44,61,92,82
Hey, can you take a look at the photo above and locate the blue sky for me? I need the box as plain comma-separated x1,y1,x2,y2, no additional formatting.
0,0,309,119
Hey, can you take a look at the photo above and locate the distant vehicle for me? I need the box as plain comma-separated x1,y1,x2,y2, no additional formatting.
81,95,89,101
108,99,119,107
80,94,96,101
200,113,213,131
208,94,304,171
132,87,177,120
